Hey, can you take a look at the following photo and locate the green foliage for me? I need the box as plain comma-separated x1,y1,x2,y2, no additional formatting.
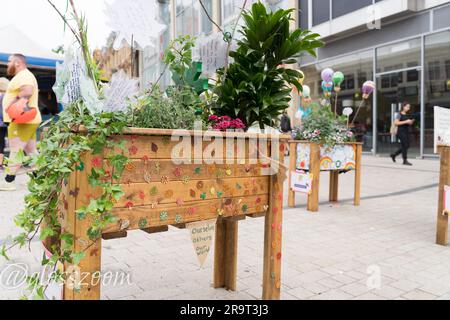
133,86,201,130
212,2,323,129
1,101,130,299
132,36,210,130
163,35,197,85
293,103,355,147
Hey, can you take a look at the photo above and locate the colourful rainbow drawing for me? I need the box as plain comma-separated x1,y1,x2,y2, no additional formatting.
344,162,356,171
320,157,332,169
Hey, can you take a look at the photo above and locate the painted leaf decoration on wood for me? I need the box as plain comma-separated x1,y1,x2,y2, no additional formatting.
151,143,159,153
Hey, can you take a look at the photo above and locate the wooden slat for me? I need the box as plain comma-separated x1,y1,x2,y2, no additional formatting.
102,231,128,240
437,146,449,246
214,218,238,291
104,176,270,209
248,212,266,218
103,194,269,233
262,146,286,300
62,170,78,301
288,141,297,208
108,135,275,161
141,226,169,234
65,152,102,300
329,171,339,202
105,159,269,184
307,143,320,212
354,144,362,206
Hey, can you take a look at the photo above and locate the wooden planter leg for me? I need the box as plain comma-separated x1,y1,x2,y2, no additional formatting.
63,154,102,300
354,144,362,206
329,171,339,202
288,142,297,208
307,143,320,212
437,147,449,246
262,169,285,300
214,218,238,291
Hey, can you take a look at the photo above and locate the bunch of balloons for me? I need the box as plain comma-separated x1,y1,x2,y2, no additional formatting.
321,68,334,98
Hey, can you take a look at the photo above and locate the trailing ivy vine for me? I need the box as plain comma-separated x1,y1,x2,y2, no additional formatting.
1,101,129,299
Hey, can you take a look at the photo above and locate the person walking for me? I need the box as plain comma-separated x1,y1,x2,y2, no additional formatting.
0,54,41,191
390,102,415,166
0,78,10,169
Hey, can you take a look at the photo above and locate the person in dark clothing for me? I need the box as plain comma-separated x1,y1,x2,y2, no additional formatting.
391,102,415,166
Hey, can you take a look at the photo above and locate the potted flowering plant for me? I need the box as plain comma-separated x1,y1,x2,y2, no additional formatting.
208,115,246,131
292,102,355,147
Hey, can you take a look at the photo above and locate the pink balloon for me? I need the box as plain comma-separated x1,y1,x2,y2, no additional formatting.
362,81,376,97
321,68,334,82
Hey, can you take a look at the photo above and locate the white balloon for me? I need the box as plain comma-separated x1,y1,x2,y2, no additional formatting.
302,85,311,98
343,107,354,117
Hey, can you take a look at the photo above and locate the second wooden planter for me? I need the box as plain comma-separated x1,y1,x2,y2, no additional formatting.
288,141,363,212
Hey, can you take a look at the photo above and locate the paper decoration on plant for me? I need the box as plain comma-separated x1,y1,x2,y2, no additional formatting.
105,0,166,50
362,81,376,99
53,47,84,106
186,219,216,268
321,68,334,82
332,72,345,92
321,81,334,97
102,70,139,112
193,33,232,77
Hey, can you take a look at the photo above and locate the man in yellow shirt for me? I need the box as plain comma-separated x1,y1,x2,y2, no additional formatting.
0,54,41,191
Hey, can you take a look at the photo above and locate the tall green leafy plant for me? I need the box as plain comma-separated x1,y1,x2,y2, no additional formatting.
212,2,323,129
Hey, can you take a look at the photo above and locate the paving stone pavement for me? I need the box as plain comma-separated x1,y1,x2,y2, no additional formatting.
1,155,449,300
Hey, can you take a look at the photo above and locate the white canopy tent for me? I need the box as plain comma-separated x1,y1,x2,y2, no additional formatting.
0,25,62,67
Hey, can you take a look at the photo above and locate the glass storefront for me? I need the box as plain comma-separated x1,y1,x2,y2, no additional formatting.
300,28,450,157
375,38,421,156
424,30,450,154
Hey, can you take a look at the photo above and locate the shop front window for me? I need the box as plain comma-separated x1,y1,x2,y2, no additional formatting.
425,30,450,154
375,38,421,156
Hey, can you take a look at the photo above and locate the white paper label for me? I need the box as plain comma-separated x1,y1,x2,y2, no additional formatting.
291,171,313,194
186,219,216,268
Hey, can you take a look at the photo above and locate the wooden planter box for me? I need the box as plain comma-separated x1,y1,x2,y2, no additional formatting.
288,141,363,212
436,145,450,246
54,128,289,300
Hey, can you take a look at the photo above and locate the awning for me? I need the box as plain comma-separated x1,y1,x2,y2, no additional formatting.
0,25,62,69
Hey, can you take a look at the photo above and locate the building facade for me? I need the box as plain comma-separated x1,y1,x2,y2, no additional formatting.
299,0,450,157
139,0,450,157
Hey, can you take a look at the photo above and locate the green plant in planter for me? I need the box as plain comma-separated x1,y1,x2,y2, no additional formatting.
133,36,210,130
292,103,355,147
133,86,200,130
163,35,209,110
212,2,323,129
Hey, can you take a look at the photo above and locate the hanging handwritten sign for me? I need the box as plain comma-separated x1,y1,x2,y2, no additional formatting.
53,47,84,106
193,33,232,77
186,219,216,268
105,0,166,50
102,70,139,112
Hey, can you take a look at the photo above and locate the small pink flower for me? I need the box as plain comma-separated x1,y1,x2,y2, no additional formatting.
209,115,219,122
91,157,102,169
